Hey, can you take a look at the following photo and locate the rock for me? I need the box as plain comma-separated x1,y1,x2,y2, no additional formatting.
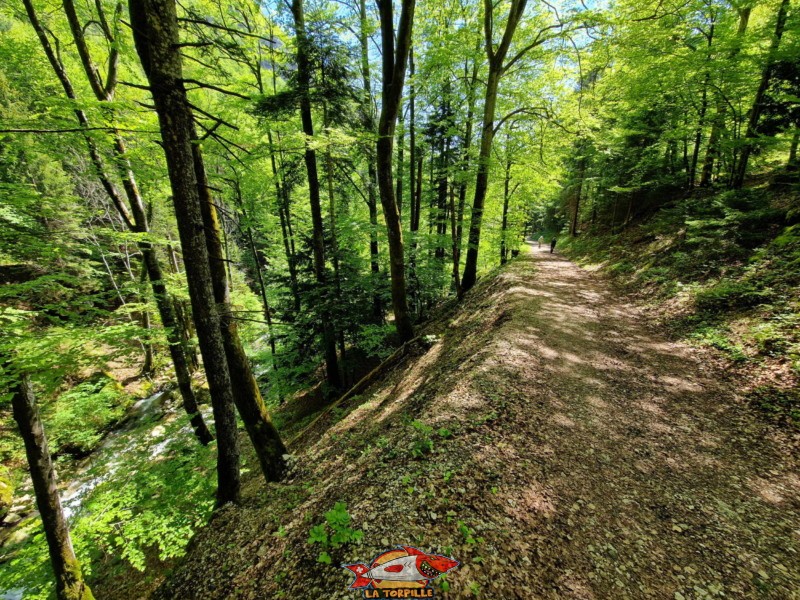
0,465,12,522
194,387,212,406
3,527,31,546
4,512,22,526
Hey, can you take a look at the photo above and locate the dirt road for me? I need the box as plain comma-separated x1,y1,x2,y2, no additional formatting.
154,244,800,599
461,244,800,598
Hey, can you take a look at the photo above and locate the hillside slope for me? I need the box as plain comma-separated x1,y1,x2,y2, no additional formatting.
562,184,800,431
149,244,800,599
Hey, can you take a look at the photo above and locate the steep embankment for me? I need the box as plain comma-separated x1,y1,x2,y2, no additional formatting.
148,245,799,599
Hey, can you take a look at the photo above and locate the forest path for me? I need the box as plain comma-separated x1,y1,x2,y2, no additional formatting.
153,243,800,600
472,243,800,598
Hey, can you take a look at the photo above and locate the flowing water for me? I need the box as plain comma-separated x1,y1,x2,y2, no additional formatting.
60,390,169,522
1,389,212,597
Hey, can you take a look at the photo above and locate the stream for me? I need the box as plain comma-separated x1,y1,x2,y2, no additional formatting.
1,388,213,599
60,390,171,522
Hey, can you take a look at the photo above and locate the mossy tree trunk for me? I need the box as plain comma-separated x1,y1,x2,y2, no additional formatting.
12,373,95,600
193,148,288,481
128,0,241,505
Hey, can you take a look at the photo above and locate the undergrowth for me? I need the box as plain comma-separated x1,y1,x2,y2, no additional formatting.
563,184,800,425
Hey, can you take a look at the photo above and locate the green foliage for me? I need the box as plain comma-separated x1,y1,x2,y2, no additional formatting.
695,282,771,313
409,419,435,458
690,326,748,363
307,501,363,563
46,375,131,457
355,324,396,360
457,520,484,547
0,410,216,596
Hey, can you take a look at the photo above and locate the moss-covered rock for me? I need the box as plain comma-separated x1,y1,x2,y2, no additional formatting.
0,464,13,522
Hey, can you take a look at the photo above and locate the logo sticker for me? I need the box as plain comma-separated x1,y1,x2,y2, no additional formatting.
342,545,459,598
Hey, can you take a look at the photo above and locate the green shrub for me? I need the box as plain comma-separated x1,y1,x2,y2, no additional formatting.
695,281,770,313
669,251,694,273
409,419,435,457
307,501,363,563
356,323,395,360
47,374,131,456
638,266,672,284
751,322,791,356
608,260,634,275
690,327,747,362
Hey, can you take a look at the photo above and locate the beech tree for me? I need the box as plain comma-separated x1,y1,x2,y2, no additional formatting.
461,0,569,293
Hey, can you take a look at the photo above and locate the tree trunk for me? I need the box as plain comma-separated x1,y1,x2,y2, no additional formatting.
570,150,586,236
323,101,346,370
407,47,419,306
689,73,710,188
193,146,288,481
700,105,724,186
357,0,384,323
12,373,95,600
689,18,715,188
396,103,405,216
139,265,155,376
408,47,417,235
435,133,449,260
461,68,500,292
291,0,342,387
409,153,423,310
268,129,301,314
732,0,790,189
231,181,278,364
456,51,479,282
789,126,799,170
461,0,528,293
501,157,512,264
701,7,750,187
129,0,241,505
376,0,416,343
449,182,462,296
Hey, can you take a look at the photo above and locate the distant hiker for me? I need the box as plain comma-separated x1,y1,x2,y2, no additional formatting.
538,235,544,248
550,237,557,253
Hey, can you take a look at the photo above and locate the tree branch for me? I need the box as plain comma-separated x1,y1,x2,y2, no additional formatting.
182,78,251,100
178,17,275,42
187,102,240,131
